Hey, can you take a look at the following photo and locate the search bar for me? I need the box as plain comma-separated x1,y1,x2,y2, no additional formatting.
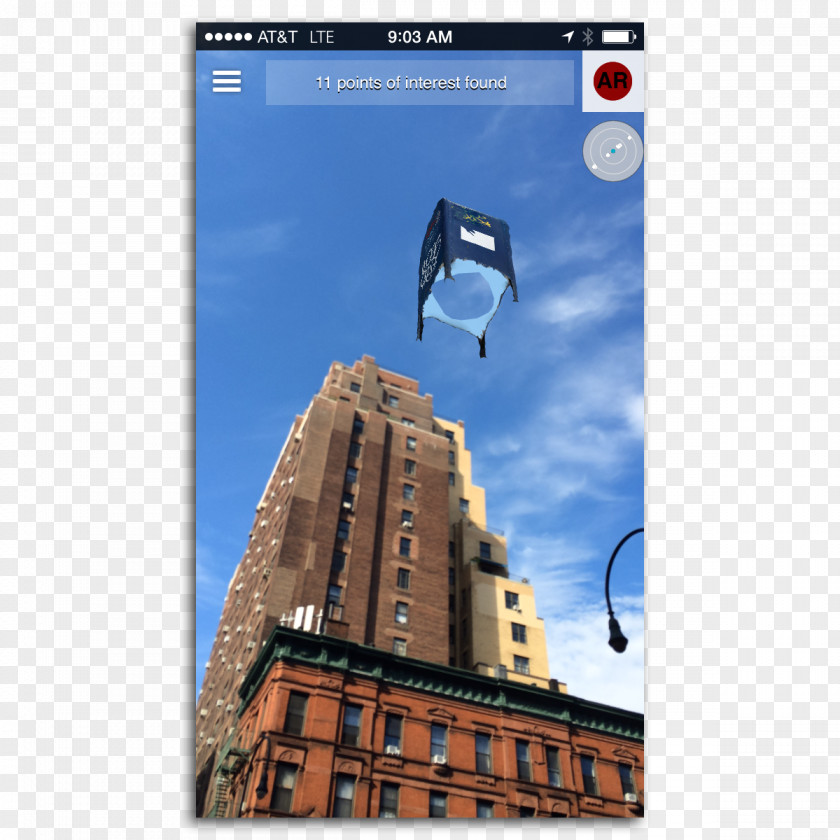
266,59,574,106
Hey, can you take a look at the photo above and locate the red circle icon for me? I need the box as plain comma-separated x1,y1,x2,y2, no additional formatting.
594,62,632,101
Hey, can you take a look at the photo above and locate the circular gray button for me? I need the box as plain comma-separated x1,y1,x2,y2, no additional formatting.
583,121,643,182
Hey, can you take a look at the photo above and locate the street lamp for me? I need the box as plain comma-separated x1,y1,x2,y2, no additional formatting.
604,528,643,653
253,733,272,799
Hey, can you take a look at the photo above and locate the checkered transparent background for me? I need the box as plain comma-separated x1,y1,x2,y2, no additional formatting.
2,0,837,837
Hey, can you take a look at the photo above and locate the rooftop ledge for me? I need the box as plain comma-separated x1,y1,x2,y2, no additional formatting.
239,625,644,743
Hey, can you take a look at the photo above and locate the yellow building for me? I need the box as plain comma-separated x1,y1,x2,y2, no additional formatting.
435,418,565,693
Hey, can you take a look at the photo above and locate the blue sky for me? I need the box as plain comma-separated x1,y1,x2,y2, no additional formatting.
197,49,644,713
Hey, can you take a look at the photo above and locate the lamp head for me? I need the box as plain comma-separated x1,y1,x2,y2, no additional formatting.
255,765,270,799
255,735,271,799
608,616,628,653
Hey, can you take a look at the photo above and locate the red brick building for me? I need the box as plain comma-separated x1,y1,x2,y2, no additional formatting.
215,627,644,818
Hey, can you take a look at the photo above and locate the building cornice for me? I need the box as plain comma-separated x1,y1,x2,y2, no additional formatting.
239,627,643,743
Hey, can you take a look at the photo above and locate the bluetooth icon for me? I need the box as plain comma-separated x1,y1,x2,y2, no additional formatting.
583,27,594,47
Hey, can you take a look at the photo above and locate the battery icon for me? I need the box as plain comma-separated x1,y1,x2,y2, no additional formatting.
602,30,637,44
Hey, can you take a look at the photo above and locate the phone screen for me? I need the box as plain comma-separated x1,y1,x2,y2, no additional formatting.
196,21,644,820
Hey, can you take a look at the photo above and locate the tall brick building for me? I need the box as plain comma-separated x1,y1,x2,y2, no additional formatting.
196,356,643,818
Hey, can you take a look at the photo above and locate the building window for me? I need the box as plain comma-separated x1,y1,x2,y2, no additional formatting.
448,472,455,486
476,800,494,818
332,774,356,818
336,520,350,540
341,491,354,511
341,704,362,746
505,591,520,610
431,723,447,761
406,436,416,451
283,692,307,736
387,395,399,408
445,430,455,443
475,732,492,775
429,791,447,818
349,382,361,393
516,740,531,781
331,551,346,573
513,655,530,675
393,638,406,656
404,459,416,476
519,806,535,817
459,498,469,514
401,418,415,428
384,713,402,751
479,542,491,560
269,763,297,813
547,746,562,787
345,466,358,484
379,782,399,818
349,441,362,459
619,763,636,796
449,624,455,641
395,602,409,624
449,541,455,559
397,568,410,590
448,451,455,465
401,509,414,527
399,537,411,558
512,623,527,643
580,755,599,796
403,483,415,501
352,418,364,435
448,568,455,585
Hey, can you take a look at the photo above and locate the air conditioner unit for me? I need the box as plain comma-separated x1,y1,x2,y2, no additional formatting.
431,755,447,765
513,606,522,613
342,501,353,510
401,521,413,529
384,745,401,756
200,709,208,717
226,704,234,712
624,793,638,804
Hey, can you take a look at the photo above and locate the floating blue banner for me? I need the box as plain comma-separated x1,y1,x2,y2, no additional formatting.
417,198,517,357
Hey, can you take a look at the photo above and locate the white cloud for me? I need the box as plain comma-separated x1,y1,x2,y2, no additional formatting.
196,540,230,610
479,336,643,511
622,393,645,438
536,269,641,326
201,220,293,260
544,596,644,713
513,200,643,278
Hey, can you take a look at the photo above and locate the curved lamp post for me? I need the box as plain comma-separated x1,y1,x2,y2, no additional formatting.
253,733,272,800
604,528,643,653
